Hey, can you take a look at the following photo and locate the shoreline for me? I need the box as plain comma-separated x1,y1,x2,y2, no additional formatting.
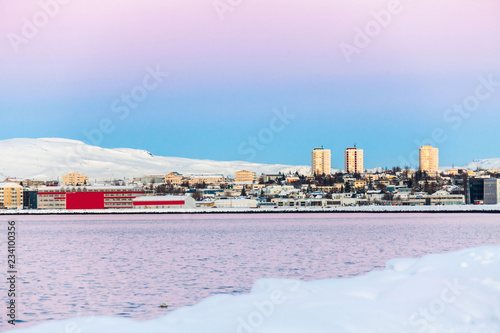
1,205,499,215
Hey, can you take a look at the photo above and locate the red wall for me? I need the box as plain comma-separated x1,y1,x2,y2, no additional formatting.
66,192,105,209
133,201,185,206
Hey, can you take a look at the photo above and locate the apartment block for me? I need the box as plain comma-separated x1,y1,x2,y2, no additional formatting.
312,147,331,175
164,172,183,185
62,172,89,186
419,146,439,172
235,170,256,183
345,146,364,174
0,182,23,209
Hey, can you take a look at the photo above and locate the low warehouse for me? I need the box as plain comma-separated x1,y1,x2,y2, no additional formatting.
133,195,195,209
213,198,258,208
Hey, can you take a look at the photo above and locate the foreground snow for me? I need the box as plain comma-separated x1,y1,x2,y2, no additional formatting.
12,246,500,333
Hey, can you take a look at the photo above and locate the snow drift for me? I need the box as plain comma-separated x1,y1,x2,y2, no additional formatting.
11,245,500,333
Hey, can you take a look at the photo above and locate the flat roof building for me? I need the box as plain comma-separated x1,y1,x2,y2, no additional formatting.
312,147,331,175
235,170,256,183
484,178,500,205
0,182,23,209
62,172,89,186
345,146,364,174
133,195,195,209
419,146,439,173
37,186,144,210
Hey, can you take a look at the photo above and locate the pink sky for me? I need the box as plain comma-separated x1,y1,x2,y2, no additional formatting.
1,0,499,167
2,0,499,82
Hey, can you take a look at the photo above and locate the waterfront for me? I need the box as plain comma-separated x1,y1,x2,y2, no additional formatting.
6,213,500,330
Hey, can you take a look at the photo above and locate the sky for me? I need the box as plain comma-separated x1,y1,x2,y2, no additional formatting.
1,0,500,169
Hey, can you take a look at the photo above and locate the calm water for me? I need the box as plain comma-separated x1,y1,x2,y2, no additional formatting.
4,213,500,329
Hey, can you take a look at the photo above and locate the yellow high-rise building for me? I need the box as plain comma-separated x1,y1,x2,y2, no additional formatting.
0,183,23,209
62,172,88,186
344,146,364,174
419,146,439,172
311,147,331,175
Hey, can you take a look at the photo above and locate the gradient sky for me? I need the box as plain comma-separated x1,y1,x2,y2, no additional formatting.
1,0,499,169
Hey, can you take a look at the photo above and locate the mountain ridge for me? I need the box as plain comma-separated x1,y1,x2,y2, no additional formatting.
0,138,311,181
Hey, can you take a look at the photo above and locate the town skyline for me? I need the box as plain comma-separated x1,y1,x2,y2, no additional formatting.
0,138,500,179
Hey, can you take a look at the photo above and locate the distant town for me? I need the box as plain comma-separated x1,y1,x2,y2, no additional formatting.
1,145,499,210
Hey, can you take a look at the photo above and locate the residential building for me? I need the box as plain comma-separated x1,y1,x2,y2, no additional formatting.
484,178,500,204
311,147,331,175
0,183,23,209
235,170,256,183
344,146,364,174
419,146,439,172
3,178,25,186
37,186,144,209
62,172,88,186
140,175,164,184
189,188,225,200
164,173,225,186
261,174,283,183
164,172,183,185
187,174,225,186
285,175,300,183
133,195,195,209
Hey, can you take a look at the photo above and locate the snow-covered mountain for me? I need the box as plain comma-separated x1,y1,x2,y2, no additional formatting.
0,138,311,181
462,158,500,170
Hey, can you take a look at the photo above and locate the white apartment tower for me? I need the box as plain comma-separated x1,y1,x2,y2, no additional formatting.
345,146,364,174
311,147,331,175
419,146,439,172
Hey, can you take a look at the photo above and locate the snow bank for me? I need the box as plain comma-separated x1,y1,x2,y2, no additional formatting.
12,246,500,333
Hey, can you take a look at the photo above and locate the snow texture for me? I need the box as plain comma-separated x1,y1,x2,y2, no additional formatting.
11,245,500,333
462,158,500,170
0,138,311,180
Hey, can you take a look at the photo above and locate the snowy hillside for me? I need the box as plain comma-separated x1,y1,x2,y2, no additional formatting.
462,158,500,170
0,138,311,181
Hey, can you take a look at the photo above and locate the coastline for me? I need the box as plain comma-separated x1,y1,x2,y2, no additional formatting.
1,205,499,215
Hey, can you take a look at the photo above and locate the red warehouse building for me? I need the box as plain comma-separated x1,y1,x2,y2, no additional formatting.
37,186,145,210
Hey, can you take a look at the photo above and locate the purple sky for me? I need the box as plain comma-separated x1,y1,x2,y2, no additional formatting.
1,0,500,168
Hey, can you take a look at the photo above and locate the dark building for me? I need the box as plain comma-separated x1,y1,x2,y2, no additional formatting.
466,178,485,204
23,190,38,209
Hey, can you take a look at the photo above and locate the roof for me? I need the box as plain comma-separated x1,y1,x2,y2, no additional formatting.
134,195,191,202
37,185,142,191
0,182,23,188
214,198,257,203
187,174,224,179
